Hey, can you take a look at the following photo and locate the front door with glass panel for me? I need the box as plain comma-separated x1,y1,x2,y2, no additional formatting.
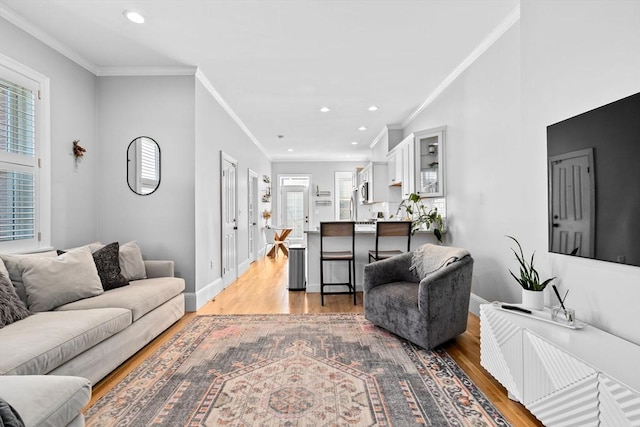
280,179,309,246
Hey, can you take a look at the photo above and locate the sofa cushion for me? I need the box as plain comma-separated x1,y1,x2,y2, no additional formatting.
0,251,58,304
18,246,104,312
0,271,31,328
0,308,131,375
55,277,185,322
0,375,91,427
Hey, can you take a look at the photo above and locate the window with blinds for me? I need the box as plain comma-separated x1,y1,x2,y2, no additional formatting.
0,74,38,244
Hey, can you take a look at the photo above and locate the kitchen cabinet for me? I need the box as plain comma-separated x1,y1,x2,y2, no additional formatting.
359,161,388,204
391,127,446,199
414,127,445,198
400,135,415,199
386,149,402,186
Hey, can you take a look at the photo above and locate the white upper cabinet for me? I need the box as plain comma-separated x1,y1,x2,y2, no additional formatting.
387,127,446,200
414,127,445,198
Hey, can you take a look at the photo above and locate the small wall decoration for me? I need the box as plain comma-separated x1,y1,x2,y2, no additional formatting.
262,209,272,227
73,140,86,159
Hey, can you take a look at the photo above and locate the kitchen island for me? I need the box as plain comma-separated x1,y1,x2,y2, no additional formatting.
303,223,440,293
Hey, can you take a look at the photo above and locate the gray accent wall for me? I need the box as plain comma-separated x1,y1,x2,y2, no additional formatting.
96,75,196,301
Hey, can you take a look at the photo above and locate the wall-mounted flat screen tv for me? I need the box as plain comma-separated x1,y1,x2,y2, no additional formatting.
547,92,640,267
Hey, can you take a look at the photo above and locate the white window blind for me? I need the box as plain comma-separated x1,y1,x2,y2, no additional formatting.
139,138,158,194
0,76,37,243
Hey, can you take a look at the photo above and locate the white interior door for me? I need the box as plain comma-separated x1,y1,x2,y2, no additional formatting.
221,152,238,285
549,148,595,257
281,184,309,245
248,170,259,262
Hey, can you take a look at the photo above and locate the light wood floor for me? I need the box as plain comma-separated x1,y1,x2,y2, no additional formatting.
89,256,542,426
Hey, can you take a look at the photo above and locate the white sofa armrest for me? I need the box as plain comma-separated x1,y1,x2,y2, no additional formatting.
143,260,175,278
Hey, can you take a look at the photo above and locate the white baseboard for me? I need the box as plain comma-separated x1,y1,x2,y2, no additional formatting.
184,277,224,312
469,292,489,317
238,259,250,276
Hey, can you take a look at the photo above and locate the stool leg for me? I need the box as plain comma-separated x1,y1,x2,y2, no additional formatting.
352,259,356,305
320,258,324,306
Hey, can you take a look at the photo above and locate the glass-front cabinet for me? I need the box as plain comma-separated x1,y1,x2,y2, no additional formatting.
414,127,445,198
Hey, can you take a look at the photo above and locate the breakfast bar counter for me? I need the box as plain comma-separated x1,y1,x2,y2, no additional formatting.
303,224,440,293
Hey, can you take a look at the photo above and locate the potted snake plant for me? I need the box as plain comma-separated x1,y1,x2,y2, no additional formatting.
507,235,556,310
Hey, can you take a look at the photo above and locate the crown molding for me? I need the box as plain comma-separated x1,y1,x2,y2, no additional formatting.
272,156,370,163
195,69,272,161
0,4,99,75
402,4,520,128
97,66,197,77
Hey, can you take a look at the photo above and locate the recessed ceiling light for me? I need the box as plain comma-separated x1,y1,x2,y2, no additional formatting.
368,105,378,111
123,10,145,24
351,141,358,145
288,148,294,152
358,126,367,131
320,107,330,112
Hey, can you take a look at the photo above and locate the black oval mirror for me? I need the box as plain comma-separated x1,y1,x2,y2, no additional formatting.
127,136,160,195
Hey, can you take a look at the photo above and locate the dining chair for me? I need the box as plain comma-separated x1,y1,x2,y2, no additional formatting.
368,221,412,263
320,221,356,306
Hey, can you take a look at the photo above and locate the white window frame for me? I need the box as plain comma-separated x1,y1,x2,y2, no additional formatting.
0,54,51,253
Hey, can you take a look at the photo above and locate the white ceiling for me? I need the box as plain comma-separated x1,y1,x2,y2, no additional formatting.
0,0,518,161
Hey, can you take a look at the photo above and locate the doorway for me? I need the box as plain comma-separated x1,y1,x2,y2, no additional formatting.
278,175,310,246
221,152,238,286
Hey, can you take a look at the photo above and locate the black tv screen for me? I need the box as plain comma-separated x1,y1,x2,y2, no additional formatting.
547,92,640,267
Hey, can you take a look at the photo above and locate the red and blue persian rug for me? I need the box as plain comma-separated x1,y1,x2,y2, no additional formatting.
85,314,510,426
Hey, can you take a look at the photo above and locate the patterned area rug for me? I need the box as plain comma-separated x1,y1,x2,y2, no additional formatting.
85,314,510,426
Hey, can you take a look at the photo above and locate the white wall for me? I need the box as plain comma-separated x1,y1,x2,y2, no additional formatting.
96,76,196,298
404,21,523,306
404,1,640,345
520,0,640,344
0,19,98,249
194,78,271,309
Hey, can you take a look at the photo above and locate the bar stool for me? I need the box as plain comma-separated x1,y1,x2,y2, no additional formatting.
368,221,412,262
320,221,356,306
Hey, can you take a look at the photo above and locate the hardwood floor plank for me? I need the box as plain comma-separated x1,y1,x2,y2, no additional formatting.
88,256,543,426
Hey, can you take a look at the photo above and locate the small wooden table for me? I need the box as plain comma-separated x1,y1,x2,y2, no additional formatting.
267,228,292,257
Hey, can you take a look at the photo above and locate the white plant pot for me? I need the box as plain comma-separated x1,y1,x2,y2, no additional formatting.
522,289,544,310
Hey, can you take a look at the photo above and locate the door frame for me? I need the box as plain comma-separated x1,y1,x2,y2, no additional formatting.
277,174,311,245
221,151,238,286
248,169,259,263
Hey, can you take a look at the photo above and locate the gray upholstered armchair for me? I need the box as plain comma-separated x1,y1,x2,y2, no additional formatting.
363,244,474,350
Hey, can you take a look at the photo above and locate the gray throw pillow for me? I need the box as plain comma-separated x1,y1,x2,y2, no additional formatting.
18,246,103,312
0,251,58,304
0,271,31,328
119,241,146,281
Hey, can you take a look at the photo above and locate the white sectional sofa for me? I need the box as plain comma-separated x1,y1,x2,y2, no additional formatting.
0,242,185,427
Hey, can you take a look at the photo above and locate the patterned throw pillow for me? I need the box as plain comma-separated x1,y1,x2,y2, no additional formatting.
0,270,31,328
93,242,129,291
